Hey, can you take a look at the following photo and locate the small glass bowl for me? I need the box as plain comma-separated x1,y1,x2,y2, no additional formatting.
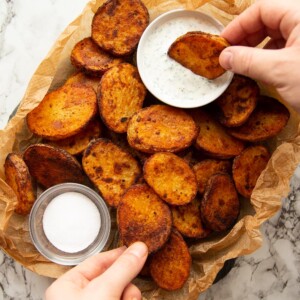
29,183,111,265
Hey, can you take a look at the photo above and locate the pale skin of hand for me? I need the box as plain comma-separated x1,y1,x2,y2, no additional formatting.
219,0,300,112
45,242,148,300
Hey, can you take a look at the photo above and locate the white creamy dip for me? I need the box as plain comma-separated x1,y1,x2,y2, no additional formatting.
137,10,233,108
43,192,101,253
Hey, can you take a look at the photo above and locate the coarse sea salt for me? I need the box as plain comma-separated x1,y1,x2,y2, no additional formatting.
42,192,101,253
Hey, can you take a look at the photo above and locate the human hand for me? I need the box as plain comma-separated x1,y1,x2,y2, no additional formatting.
45,242,148,300
219,0,300,112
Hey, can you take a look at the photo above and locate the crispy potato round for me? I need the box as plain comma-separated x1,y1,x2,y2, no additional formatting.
233,145,270,198
27,83,97,140
127,105,198,153
82,138,141,207
227,96,290,142
4,153,36,215
193,159,231,194
65,72,101,92
91,0,149,56
23,144,84,189
144,152,197,205
70,37,123,76
215,75,259,127
150,230,191,291
117,184,172,253
168,31,230,79
99,63,146,133
201,173,240,232
171,198,211,238
45,119,102,155
191,109,245,158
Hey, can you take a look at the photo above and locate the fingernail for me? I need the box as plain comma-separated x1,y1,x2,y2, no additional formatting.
127,242,148,258
220,50,233,70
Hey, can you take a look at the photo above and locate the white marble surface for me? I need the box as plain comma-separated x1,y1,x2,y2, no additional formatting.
0,0,300,299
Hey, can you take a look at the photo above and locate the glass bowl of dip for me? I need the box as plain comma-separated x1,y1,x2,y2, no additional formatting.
29,183,111,265
137,9,233,108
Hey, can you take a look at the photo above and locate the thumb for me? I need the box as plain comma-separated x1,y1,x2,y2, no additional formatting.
86,242,148,299
219,46,283,86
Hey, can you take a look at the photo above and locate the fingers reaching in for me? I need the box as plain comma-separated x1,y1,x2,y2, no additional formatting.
121,283,142,300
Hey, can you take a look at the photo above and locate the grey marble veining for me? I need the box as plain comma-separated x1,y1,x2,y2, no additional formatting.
0,0,300,299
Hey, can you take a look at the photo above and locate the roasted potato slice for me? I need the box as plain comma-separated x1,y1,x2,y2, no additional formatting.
227,96,290,142
99,63,146,133
215,75,259,127
65,72,101,92
233,145,270,198
168,31,230,79
193,159,231,194
150,230,191,291
92,0,149,56
70,37,123,76
45,119,102,155
127,105,198,153
144,152,197,205
117,184,172,253
171,198,211,238
82,138,141,207
201,173,240,232
23,144,84,189
27,83,97,140
191,109,245,158
4,153,36,215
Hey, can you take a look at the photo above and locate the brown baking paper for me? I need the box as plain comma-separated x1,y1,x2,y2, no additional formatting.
1,0,300,298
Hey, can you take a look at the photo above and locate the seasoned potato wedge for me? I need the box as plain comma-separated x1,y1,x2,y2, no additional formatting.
4,153,36,215
168,31,230,79
65,72,101,92
191,109,245,158
171,198,211,238
144,152,197,205
127,105,198,153
118,184,172,253
233,145,270,198
201,173,240,232
228,96,290,142
23,144,84,188
99,63,146,133
27,83,97,140
82,138,141,207
71,37,123,76
150,230,191,291
215,75,259,127
92,0,149,56
193,159,231,194
45,119,102,155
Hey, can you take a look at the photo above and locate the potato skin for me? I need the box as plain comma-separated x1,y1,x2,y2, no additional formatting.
65,72,101,92
233,145,270,198
23,144,84,189
150,230,191,291
82,138,141,207
228,96,290,142
168,31,229,79
127,105,198,153
99,63,146,133
70,37,123,76
92,0,149,56
193,159,231,194
117,184,172,253
26,83,97,140
144,152,197,205
4,153,36,215
171,198,211,238
191,109,245,158
201,173,240,232
215,75,259,127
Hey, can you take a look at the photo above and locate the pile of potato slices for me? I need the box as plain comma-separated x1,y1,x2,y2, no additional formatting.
4,0,290,292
